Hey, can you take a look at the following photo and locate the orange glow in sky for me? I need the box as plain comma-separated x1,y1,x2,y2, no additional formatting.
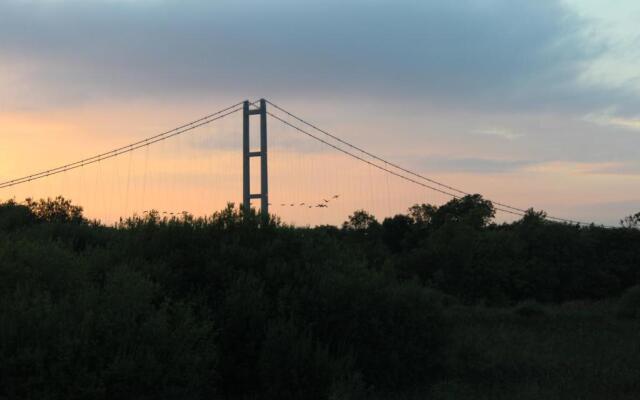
2,101,639,227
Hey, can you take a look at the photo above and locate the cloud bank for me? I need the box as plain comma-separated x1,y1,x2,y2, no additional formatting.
1,0,636,114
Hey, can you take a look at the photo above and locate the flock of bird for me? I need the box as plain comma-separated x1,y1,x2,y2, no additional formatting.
136,194,341,216
141,210,189,215
274,194,340,209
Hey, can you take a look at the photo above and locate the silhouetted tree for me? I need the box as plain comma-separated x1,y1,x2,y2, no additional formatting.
25,196,84,223
621,212,640,229
382,214,414,252
431,194,495,229
518,208,548,226
0,199,36,231
343,210,379,231
408,203,438,225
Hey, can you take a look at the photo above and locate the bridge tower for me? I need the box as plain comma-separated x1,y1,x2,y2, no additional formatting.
243,99,269,219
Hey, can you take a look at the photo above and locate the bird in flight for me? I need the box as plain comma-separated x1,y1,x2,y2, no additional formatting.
333,195,340,199
323,199,329,203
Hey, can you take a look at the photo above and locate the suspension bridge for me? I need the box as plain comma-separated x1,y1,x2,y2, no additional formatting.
0,98,601,227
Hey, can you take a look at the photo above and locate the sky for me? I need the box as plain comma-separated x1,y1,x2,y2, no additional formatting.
1,0,639,225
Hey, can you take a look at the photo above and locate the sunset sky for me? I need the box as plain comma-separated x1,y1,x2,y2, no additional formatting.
1,0,639,226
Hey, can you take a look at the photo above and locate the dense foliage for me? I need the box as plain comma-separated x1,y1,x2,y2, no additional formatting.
0,195,639,399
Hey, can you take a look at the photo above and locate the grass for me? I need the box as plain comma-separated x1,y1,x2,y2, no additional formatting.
377,300,640,400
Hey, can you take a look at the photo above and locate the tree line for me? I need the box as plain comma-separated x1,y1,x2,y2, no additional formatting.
0,195,638,399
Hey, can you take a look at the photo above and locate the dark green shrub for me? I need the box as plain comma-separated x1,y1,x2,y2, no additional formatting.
259,319,350,400
514,300,546,318
362,283,449,388
283,267,449,390
423,287,460,308
617,285,640,319
25,196,85,224
327,372,368,400
217,272,270,397
0,199,36,231
0,243,216,400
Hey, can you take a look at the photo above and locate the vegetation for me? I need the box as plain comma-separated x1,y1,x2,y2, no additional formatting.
1,195,639,399
621,211,640,229
617,285,640,320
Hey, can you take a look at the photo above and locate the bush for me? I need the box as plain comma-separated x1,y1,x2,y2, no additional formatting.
514,300,546,318
0,199,36,231
259,319,350,400
0,242,216,400
25,196,85,224
217,272,269,397
617,285,640,319
365,283,449,388
283,267,449,390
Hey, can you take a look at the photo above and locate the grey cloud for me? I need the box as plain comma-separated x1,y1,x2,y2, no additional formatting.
471,128,523,140
0,0,633,114
408,154,640,176
410,156,535,174
582,161,640,176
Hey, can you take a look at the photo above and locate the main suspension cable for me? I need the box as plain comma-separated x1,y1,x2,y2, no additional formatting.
266,110,526,218
266,100,597,226
0,103,243,189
